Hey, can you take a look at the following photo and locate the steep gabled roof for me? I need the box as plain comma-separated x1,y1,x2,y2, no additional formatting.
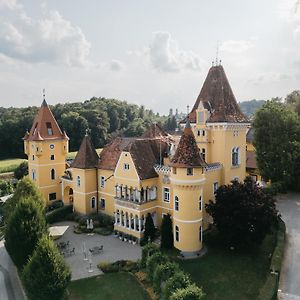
182,65,249,123
26,99,65,141
170,121,206,168
71,135,99,169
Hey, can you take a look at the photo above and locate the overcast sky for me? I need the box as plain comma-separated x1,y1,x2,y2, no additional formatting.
0,0,299,114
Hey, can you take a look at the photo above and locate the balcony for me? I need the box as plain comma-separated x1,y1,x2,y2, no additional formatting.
114,185,157,209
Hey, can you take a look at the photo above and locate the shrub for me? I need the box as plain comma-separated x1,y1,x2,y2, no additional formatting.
170,283,205,300
146,252,168,282
163,271,191,300
88,212,114,227
270,218,286,273
98,260,139,273
5,177,45,221
93,226,113,236
153,261,179,293
141,243,159,268
22,235,71,300
0,180,14,197
45,205,73,224
144,213,156,242
14,161,28,180
5,197,47,269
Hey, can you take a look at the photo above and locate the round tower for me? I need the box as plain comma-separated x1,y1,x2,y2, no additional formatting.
170,120,206,257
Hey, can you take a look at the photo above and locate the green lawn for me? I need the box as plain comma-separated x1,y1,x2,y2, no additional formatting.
178,230,276,300
68,273,150,300
0,158,26,174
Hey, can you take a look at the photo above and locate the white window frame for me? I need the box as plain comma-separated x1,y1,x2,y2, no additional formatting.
232,147,240,166
100,176,105,188
213,182,219,194
100,198,105,210
91,197,96,209
174,196,179,211
163,187,170,202
187,167,193,176
123,163,130,170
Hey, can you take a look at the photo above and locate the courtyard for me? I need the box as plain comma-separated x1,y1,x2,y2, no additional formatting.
53,221,142,280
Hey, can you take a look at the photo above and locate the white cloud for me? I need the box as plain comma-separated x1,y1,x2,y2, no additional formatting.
0,3,91,67
0,0,20,10
148,31,204,72
109,60,124,71
220,40,254,54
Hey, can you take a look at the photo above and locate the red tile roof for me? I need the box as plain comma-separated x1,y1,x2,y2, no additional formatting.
182,65,249,124
170,121,206,168
71,135,99,169
25,100,66,141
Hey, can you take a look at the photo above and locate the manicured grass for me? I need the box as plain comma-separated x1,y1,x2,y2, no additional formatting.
68,273,150,300
178,230,276,300
0,158,26,174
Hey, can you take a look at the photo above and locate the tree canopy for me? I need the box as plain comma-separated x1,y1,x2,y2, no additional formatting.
206,177,278,247
253,99,300,188
22,235,71,300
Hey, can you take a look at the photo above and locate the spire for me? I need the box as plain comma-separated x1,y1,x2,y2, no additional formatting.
170,124,205,168
27,99,64,141
183,64,249,124
41,89,47,107
71,135,99,169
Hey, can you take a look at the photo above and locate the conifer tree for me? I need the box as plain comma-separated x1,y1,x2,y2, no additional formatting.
22,235,71,300
144,213,156,242
161,214,173,249
5,197,47,269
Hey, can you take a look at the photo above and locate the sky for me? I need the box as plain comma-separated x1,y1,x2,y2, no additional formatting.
0,0,299,114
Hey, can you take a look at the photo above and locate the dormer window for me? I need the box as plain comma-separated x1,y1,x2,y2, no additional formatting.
198,111,205,124
46,122,53,135
187,167,193,176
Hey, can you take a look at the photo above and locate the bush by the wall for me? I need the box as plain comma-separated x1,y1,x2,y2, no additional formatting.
88,212,114,227
141,243,159,268
93,226,113,236
98,260,139,273
46,205,73,224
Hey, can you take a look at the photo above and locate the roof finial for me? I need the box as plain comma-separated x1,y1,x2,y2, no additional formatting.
85,128,89,136
187,105,190,115
215,42,220,66
43,88,45,101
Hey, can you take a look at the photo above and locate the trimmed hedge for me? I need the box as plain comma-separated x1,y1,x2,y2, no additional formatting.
98,260,139,273
257,274,278,300
46,205,73,224
140,243,159,268
257,217,286,300
270,218,286,273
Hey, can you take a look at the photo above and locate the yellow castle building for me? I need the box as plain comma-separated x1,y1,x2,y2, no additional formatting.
23,64,250,257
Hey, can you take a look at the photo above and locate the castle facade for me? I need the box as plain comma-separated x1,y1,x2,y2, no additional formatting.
23,64,250,256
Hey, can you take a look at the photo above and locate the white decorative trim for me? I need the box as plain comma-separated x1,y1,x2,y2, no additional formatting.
39,184,58,189
173,217,202,224
30,162,65,167
170,178,206,185
73,190,97,196
114,204,173,213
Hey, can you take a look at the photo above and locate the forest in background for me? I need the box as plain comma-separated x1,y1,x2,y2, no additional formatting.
1,93,298,159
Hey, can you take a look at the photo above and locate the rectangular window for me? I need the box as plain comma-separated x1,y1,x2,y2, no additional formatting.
187,168,193,176
175,226,179,242
32,155,35,161
213,182,219,194
100,176,105,188
199,225,203,241
199,196,202,211
124,163,130,170
32,170,36,181
49,193,56,201
163,187,170,202
202,130,205,136
173,167,177,174
197,130,201,136
91,197,96,209
46,122,53,135
174,196,179,211
201,148,206,161
50,155,55,160
100,198,105,209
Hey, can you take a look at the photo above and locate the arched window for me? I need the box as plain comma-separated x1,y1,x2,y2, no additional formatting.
199,195,202,211
174,196,179,211
51,169,55,180
77,176,81,187
232,147,240,166
175,226,179,242
91,197,96,209
32,169,36,181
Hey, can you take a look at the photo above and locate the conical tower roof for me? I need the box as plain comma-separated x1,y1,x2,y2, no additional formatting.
185,65,248,123
71,134,99,169
27,99,64,141
170,122,206,168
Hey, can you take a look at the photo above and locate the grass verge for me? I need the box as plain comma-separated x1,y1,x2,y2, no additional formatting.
0,158,26,174
68,273,150,300
178,229,277,300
